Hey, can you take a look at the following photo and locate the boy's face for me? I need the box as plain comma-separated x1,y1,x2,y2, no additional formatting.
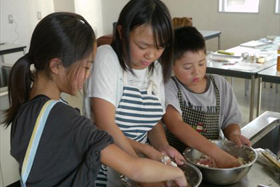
173,50,206,88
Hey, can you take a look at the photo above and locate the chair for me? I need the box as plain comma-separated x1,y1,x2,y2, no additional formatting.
96,22,116,47
96,34,113,46
172,17,193,28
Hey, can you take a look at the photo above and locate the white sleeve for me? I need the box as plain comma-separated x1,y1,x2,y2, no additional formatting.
152,62,166,114
215,75,242,129
86,45,121,107
164,78,182,115
159,81,166,114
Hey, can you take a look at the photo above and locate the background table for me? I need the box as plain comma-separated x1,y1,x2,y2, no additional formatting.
207,47,276,121
257,65,280,116
200,30,221,49
0,43,26,62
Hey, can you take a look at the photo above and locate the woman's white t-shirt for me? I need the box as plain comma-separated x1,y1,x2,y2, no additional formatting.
84,45,166,120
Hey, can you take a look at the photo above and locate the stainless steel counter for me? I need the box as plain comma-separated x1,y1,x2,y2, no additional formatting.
199,161,279,187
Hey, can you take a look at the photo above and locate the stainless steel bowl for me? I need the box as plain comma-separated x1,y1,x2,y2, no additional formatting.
183,140,257,185
178,162,202,187
121,162,202,187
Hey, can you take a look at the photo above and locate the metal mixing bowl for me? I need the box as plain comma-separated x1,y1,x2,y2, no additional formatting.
178,162,202,187
183,140,257,185
121,162,202,187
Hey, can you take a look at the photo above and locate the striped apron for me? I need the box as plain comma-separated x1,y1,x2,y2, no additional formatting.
96,70,164,187
166,75,220,153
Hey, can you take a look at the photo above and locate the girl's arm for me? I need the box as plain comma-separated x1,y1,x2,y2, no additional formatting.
92,98,138,157
163,105,240,168
100,144,187,186
127,138,162,161
223,124,251,147
92,97,174,164
148,122,185,164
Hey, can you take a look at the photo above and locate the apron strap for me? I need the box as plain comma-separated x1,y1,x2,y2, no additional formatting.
207,74,220,112
171,76,185,107
21,100,59,187
172,75,220,112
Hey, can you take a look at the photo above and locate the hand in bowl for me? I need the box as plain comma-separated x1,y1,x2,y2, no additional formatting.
228,134,251,147
215,153,241,168
159,145,186,165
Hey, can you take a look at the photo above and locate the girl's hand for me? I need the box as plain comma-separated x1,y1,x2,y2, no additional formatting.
139,182,167,187
142,144,164,162
159,145,186,165
173,172,188,187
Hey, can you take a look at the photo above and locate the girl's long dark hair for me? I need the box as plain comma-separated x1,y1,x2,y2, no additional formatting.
111,0,174,83
3,12,95,127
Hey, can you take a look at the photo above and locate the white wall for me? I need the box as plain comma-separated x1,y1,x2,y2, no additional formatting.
53,0,75,12
164,0,280,50
100,0,129,35
100,0,280,51
0,0,54,64
74,0,103,37
1,0,280,54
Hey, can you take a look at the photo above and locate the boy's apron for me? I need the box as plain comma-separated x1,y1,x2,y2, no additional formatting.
96,70,164,187
166,75,220,153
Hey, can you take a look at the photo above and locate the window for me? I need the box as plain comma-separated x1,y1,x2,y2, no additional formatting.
276,0,280,13
219,0,259,13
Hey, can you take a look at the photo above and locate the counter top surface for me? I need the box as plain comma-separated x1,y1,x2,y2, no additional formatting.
199,161,279,187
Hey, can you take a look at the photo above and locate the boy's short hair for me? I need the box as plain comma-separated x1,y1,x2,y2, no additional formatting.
174,26,206,62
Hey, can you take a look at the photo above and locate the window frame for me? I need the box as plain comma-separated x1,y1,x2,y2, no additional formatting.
219,0,260,13
276,0,280,13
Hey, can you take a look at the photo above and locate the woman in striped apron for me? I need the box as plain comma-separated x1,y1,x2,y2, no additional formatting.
84,0,184,186
163,26,251,168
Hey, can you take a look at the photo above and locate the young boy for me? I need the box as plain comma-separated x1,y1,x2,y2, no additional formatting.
163,26,251,168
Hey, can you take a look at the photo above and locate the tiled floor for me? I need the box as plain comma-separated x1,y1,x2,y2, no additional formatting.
65,77,280,128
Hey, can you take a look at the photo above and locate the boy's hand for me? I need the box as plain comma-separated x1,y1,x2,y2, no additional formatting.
229,134,251,147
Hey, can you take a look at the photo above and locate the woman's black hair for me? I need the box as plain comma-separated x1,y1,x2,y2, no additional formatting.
174,26,206,62
111,0,174,83
3,12,95,127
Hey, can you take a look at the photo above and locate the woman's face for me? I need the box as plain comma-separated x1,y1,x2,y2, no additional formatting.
129,24,165,69
173,50,207,88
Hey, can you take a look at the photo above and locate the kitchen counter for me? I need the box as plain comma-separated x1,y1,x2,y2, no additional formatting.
200,111,280,187
199,161,279,187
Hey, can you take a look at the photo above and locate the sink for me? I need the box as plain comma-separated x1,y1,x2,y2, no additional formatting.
0,63,12,94
241,111,280,155
251,120,280,155
238,112,280,187
0,65,11,88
